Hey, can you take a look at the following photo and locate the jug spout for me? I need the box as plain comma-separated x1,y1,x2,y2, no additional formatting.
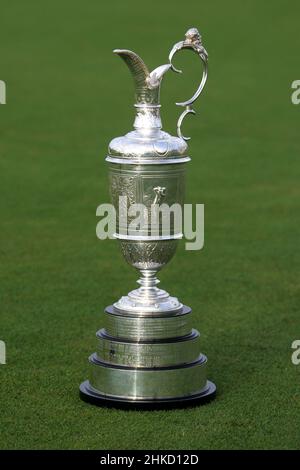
113,49,170,107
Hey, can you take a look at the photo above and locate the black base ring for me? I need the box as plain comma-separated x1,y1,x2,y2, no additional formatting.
79,380,216,410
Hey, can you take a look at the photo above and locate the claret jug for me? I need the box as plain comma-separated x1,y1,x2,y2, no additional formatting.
80,27,216,407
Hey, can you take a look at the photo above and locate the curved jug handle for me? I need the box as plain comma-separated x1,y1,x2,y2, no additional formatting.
168,28,208,141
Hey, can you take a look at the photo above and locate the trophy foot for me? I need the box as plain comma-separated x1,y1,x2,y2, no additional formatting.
79,379,216,410
114,269,183,313
80,305,216,409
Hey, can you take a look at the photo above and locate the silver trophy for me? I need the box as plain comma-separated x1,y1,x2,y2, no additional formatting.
80,28,216,408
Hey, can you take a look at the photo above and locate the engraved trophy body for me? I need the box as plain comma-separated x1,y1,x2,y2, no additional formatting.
80,28,216,407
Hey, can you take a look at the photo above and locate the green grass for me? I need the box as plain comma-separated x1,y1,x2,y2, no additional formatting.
1,0,300,449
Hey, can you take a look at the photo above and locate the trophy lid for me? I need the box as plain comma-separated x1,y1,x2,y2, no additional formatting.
106,28,208,165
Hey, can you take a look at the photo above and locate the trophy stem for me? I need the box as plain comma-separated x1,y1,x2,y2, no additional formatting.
135,269,164,307
137,269,159,290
